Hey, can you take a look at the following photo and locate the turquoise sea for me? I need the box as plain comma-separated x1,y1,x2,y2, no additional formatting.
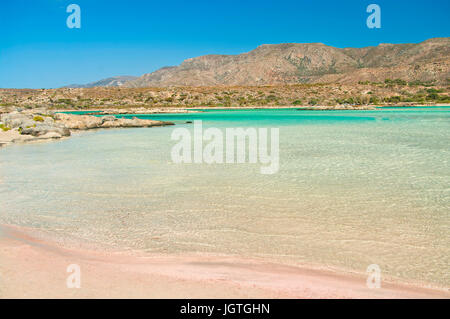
1,107,449,286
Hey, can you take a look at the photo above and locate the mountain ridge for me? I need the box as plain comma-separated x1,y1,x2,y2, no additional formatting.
65,38,450,88
64,76,138,88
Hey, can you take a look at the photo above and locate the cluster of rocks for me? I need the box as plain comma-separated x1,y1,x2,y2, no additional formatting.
54,113,173,130
296,105,376,110
0,108,173,147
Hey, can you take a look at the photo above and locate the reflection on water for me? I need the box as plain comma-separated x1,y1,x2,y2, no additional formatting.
1,108,449,286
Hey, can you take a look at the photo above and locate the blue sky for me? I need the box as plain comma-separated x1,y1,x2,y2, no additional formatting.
1,0,449,88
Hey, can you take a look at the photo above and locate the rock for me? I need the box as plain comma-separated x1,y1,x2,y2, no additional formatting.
11,135,35,143
56,112,173,129
19,120,36,129
55,113,103,129
1,110,172,147
296,105,375,110
43,116,55,125
1,112,33,128
20,123,70,137
38,132,62,139
1,127,67,144
101,115,117,124
59,127,71,136
19,127,34,135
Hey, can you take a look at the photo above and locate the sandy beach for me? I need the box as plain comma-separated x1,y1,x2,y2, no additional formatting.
0,224,448,299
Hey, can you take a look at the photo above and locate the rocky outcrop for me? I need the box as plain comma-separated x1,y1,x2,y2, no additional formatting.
297,105,376,110
54,113,174,130
1,111,71,140
0,109,173,147
20,124,71,137
1,112,36,129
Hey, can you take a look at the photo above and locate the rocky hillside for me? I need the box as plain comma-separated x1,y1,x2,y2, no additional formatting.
124,38,449,87
64,76,138,88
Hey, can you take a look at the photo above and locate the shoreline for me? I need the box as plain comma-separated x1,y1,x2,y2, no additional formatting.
0,224,448,299
55,103,450,114
1,104,448,148
0,110,174,148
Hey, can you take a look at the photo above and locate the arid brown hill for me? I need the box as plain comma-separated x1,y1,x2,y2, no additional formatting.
123,38,449,87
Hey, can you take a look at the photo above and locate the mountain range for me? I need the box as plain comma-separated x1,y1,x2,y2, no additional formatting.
64,38,450,88
64,76,138,88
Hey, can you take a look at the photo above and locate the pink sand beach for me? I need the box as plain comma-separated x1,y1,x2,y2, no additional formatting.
1,224,448,299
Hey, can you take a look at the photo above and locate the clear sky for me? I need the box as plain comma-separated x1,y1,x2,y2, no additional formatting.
1,0,449,88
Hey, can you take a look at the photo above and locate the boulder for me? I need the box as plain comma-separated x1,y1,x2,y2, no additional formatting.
20,123,70,137
38,132,63,139
1,112,33,128
55,113,103,129
101,115,117,124
43,116,55,125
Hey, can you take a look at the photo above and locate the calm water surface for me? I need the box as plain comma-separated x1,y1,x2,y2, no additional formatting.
1,107,449,286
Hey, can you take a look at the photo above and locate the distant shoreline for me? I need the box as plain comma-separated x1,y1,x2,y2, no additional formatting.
53,104,450,115
2,105,449,147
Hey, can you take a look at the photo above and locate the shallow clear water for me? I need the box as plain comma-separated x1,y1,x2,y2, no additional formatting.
1,107,449,286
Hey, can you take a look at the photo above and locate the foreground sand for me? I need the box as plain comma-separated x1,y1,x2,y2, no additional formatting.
0,224,448,299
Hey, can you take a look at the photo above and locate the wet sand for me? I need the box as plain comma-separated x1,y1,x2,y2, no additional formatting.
0,224,448,299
